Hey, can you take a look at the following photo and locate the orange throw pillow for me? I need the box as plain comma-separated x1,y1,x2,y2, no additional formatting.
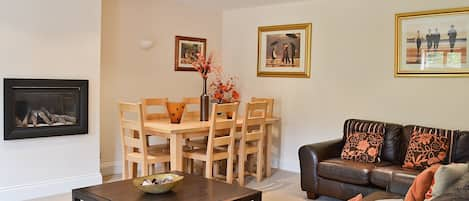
341,132,384,163
403,131,449,170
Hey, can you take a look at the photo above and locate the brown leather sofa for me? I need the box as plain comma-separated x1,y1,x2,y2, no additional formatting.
298,119,469,200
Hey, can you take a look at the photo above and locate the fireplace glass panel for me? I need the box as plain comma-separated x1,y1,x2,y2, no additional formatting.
14,88,80,128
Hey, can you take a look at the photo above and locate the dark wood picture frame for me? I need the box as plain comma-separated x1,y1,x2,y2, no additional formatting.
174,36,207,71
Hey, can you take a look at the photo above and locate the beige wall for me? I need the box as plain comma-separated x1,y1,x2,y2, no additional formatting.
222,0,469,172
101,0,222,174
0,0,102,200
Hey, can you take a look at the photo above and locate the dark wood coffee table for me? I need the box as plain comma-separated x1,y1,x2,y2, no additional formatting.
72,173,262,201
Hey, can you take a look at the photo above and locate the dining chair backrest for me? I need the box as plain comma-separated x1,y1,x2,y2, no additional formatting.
118,102,148,158
206,103,239,156
251,97,274,118
240,102,268,144
183,97,200,120
141,98,168,120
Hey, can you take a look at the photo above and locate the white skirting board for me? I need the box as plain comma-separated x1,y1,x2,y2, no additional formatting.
0,172,102,201
101,161,122,176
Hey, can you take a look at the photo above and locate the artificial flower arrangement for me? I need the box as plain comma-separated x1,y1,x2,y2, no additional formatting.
192,53,212,79
208,65,240,104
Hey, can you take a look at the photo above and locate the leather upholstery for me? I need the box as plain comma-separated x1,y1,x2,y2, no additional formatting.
298,119,469,201
298,139,343,193
454,131,469,163
382,123,404,164
317,177,380,200
389,171,416,195
370,166,420,188
318,158,391,185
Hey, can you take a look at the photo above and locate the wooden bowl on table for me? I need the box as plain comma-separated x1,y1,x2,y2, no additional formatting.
132,173,184,194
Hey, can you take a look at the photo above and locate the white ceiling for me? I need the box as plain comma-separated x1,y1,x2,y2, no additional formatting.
174,0,310,10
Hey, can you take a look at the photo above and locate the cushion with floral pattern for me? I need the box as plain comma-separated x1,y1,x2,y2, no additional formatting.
341,132,385,163
403,131,449,170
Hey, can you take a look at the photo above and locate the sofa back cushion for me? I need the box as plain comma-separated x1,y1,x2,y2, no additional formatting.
401,125,458,164
453,131,469,163
343,119,403,164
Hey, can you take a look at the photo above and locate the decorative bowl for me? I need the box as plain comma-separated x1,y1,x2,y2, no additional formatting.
132,173,184,194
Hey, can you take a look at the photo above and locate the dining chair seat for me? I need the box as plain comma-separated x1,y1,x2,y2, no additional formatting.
148,144,170,152
185,138,208,148
127,151,170,163
183,147,230,161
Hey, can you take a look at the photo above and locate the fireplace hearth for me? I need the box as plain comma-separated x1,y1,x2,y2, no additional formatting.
4,79,88,140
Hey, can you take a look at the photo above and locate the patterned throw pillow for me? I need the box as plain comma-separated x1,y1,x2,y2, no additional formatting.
403,131,449,170
341,132,385,163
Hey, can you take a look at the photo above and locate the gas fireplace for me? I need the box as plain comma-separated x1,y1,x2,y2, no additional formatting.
4,79,88,140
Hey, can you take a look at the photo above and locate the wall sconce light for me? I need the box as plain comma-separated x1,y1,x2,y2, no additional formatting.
139,40,154,50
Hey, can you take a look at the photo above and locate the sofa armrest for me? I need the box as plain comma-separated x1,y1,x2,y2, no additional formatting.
298,139,343,193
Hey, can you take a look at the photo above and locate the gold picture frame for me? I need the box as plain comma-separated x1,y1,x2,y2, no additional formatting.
257,23,312,78
395,7,469,77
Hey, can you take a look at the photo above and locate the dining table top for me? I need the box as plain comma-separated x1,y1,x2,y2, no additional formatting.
144,117,280,134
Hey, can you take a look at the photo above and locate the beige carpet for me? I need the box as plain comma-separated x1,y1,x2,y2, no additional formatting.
29,169,339,201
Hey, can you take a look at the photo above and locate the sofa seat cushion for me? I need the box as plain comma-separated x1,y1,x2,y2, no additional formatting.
318,158,391,185
370,165,420,188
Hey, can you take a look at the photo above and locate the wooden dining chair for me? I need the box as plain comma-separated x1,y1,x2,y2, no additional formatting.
142,98,169,121
183,102,239,184
251,97,274,118
183,97,207,148
118,102,170,179
182,97,200,121
250,97,274,175
141,98,171,171
236,102,268,186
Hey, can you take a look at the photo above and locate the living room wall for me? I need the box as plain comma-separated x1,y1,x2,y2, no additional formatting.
222,0,469,172
101,0,222,175
0,0,102,200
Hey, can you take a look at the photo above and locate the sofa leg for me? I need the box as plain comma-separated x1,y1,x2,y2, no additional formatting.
306,191,319,200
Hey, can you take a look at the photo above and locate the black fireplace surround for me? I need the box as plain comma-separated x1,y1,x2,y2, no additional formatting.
4,79,88,140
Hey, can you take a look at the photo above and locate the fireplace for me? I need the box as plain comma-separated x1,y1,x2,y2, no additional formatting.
4,79,88,140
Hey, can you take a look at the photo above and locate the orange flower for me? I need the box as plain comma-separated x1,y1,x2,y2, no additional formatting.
357,140,370,151
232,90,240,100
418,133,433,145
367,148,377,157
437,152,446,160
214,91,224,100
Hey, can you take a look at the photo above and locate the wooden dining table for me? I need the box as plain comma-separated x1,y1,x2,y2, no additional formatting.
143,117,280,177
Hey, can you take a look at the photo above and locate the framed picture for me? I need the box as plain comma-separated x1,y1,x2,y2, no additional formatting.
174,36,207,71
257,23,312,78
395,7,469,77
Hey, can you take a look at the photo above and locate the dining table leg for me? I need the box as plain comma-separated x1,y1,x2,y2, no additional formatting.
170,134,184,171
265,124,273,177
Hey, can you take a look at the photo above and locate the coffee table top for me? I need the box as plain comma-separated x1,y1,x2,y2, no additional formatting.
72,173,261,201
